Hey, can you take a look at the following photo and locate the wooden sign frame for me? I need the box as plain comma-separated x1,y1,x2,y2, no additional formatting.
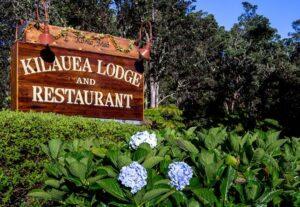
11,42,144,121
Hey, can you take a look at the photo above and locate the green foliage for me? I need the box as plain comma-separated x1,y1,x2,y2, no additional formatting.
145,105,185,130
28,126,300,206
0,1,299,136
0,110,146,206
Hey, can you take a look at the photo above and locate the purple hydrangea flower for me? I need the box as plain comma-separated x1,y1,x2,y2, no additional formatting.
168,162,193,190
118,162,147,194
129,131,157,149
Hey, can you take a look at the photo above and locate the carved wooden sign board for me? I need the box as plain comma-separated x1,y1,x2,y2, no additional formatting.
11,22,144,121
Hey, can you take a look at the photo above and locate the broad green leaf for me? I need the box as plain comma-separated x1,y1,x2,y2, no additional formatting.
48,139,62,159
29,189,65,201
97,166,117,177
220,166,236,202
45,179,60,188
68,161,87,180
176,139,199,154
256,189,282,204
65,176,82,186
91,147,107,158
172,191,188,206
97,178,126,201
245,180,260,201
47,189,66,200
158,146,170,157
133,146,151,162
108,148,120,168
40,143,50,157
229,133,240,152
233,184,245,203
143,156,164,169
154,179,170,186
117,155,132,168
87,174,107,184
184,127,197,137
199,150,215,165
28,189,52,200
142,188,170,202
191,188,218,205
200,127,227,149
109,202,135,207
188,198,200,207
45,163,61,178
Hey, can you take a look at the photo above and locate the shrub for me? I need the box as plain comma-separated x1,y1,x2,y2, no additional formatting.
145,105,185,130
0,110,146,206
30,127,300,206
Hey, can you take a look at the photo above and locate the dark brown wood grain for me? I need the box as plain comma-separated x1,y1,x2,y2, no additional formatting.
11,41,144,121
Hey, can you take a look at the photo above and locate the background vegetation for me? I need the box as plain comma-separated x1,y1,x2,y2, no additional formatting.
0,110,147,206
0,0,299,136
0,110,299,206
0,1,299,206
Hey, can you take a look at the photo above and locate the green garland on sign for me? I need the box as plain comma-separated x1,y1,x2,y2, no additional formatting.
30,22,135,53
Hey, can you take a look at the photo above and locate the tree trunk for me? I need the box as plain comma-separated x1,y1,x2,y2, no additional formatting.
150,76,159,108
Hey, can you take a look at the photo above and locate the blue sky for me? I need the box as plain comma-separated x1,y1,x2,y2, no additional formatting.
195,0,299,38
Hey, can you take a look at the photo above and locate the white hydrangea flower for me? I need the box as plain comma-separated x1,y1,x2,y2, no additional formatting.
129,131,157,149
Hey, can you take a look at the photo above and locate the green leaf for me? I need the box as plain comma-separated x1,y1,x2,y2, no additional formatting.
142,188,170,202
176,139,199,154
133,146,151,162
188,198,200,207
245,180,260,201
65,176,82,186
158,146,170,157
47,189,66,200
184,127,197,137
256,189,282,204
143,156,164,169
97,166,117,177
29,189,66,201
40,143,50,157
220,166,236,202
97,178,126,201
154,179,170,186
28,189,52,200
108,202,135,207
229,133,241,152
233,184,245,203
172,191,188,206
91,147,107,158
107,148,120,168
45,179,60,188
117,155,132,168
68,161,87,180
191,188,218,205
48,139,63,159
87,174,107,184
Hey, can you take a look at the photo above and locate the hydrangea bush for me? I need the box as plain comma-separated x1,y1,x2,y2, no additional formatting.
129,131,157,149
29,128,300,207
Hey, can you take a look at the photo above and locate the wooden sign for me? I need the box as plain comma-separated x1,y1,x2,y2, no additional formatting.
10,41,144,121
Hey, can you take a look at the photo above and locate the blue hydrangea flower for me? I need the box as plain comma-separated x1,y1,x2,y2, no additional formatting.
168,162,193,190
129,131,157,149
118,162,147,194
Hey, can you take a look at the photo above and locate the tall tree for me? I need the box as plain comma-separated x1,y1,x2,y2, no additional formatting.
114,0,198,108
0,0,116,109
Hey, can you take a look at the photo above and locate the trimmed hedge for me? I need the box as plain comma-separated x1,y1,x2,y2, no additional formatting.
0,110,147,206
